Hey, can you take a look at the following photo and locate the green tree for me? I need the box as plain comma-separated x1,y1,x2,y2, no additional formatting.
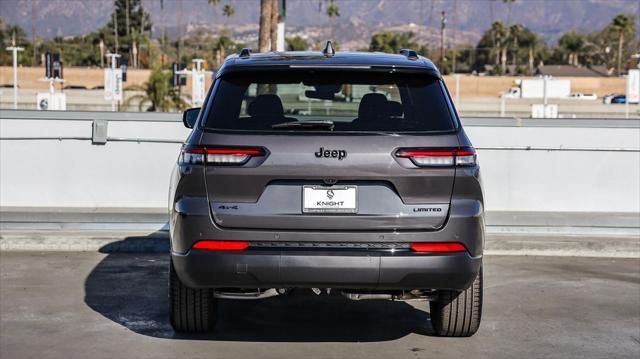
610,14,635,75
490,21,508,73
223,4,236,19
369,32,417,54
326,0,340,40
474,21,546,75
558,31,586,66
518,28,543,74
210,0,236,27
212,34,246,65
40,35,102,67
125,68,189,112
1,23,33,66
326,1,340,18
286,36,309,51
507,24,524,68
106,0,152,63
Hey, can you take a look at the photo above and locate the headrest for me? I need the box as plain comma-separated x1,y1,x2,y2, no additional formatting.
358,93,390,120
247,94,284,117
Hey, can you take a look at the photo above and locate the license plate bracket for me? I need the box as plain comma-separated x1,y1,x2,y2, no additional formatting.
302,185,357,213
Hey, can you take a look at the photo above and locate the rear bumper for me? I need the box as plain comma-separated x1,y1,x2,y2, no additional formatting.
170,197,485,256
172,249,481,290
170,196,484,291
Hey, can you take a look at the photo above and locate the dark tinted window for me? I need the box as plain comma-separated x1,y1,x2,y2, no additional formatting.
204,71,456,133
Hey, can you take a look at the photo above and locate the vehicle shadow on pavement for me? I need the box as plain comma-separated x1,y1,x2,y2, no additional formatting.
84,237,436,342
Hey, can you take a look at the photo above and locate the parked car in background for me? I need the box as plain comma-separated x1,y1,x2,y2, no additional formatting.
611,95,627,104
603,94,626,104
63,85,88,90
568,93,597,100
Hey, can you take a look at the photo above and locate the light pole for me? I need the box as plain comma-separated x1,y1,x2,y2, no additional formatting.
176,59,212,108
106,53,121,112
6,46,24,109
440,11,446,69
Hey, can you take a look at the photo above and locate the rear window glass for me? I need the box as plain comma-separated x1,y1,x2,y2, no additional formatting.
204,71,456,133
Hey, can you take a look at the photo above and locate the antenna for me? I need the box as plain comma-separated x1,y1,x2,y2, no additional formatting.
239,48,251,58
399,49,419,60
322,41,335,57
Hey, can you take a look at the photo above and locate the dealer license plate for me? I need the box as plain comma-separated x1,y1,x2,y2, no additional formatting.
302,186,357,213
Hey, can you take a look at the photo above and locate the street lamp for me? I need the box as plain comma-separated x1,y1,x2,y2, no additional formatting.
440,11,446,68
6,45,24,109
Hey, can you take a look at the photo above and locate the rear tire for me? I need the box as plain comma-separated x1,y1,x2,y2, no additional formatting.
169,260,217,333
429,267,482,337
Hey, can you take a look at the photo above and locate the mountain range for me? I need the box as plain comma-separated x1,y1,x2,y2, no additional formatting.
1,0,638,49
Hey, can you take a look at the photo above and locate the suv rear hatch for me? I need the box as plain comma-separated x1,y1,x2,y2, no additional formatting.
198,69,464,231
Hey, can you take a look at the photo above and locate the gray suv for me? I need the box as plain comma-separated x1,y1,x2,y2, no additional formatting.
169,45,484,337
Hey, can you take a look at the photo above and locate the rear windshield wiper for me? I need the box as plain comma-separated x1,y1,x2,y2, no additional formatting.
271,120,335,130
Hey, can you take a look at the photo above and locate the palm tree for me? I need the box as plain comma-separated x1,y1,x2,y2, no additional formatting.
610,14,635,75
222,4,235,24
222,2,236,37
326,0,340,41
490,21,507,74
508,24,524,68
125,68,189,112
558,31,586,66
270,0,278,51
519,29,542,75
209,0,235,31
258,0,272,52
503,0,516,26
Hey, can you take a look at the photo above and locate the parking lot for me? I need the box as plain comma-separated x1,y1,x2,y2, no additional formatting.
1,251,638,359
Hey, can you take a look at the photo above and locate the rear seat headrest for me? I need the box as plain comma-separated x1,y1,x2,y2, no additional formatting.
248,94,284,117
358,93,390,120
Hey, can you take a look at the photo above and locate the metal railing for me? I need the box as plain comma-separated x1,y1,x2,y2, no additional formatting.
2,110,639,150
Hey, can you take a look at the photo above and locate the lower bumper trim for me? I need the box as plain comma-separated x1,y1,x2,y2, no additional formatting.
172,250,481,291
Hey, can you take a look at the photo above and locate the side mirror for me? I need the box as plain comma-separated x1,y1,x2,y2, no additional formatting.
182,107,201,129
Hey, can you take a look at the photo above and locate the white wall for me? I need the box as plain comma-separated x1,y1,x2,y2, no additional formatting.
1,113,639,214
466,126,640,212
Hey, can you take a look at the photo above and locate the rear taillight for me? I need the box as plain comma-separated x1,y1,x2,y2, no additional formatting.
410,242,467,253
180,146,265,165
192,240,249,251
395,147,476,167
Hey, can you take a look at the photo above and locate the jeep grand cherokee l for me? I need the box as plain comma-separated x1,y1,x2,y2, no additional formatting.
169,44,484,337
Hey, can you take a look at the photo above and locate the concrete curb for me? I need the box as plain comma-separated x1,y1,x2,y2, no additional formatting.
1,231,638,258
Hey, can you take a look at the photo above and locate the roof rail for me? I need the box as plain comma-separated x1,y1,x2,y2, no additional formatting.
322,41,336,57
399,49,419,60
239,48,251,58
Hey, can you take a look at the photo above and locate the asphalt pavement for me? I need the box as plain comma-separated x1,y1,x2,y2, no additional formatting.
0,251,639,359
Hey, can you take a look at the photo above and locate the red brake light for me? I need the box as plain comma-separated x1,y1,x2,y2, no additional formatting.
396,150,456,157
410,242,467,253
192,240,249,251
204,148,264,156
180,146,265,165
395,147,476,167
